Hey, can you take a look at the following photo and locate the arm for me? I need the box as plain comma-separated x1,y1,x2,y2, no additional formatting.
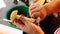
28,26,45,34
38,0,60,20
44,0,60,15
29,0,60,20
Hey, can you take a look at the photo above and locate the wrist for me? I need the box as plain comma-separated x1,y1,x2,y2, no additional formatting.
28,26,45,34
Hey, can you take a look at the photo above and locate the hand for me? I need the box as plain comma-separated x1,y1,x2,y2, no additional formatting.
29,3,47,20
12,16,44,34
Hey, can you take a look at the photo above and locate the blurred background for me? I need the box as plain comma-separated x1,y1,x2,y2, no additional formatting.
0,0,60,34
0,0,26,25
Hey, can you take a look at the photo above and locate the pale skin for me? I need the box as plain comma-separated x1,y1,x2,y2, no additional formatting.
13,0,60,34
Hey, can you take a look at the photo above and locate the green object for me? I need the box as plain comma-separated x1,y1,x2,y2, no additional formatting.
5,5,29,29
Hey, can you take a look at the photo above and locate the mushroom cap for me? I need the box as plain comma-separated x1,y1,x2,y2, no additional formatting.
10,10,18,22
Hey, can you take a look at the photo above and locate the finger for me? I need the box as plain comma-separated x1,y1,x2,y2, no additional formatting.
31,12,45,19
31,12,40,18
13,21,28,33
19,16,31,26
29,7,40,17
13,21,24,30
13,20,29,33
29,4,40,17
31,12,41,18
31,7,40,14
29,3,38,10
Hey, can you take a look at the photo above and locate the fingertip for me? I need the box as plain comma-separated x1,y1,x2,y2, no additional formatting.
31,12,40,18
31,14,35,18
29,3,38,10
13,21,24,29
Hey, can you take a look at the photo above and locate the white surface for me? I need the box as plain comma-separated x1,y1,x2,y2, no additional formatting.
0,24,23,34
0,0,6,9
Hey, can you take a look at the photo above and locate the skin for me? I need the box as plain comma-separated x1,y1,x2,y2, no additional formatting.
29,0,60,20
13,0,60,34
13,16,44,34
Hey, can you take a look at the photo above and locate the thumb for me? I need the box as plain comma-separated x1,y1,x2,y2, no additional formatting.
19,16,32,26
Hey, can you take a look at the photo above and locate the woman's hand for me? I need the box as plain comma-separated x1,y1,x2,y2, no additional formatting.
29,3,47,20
29,0,60,20
12,16,44,34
